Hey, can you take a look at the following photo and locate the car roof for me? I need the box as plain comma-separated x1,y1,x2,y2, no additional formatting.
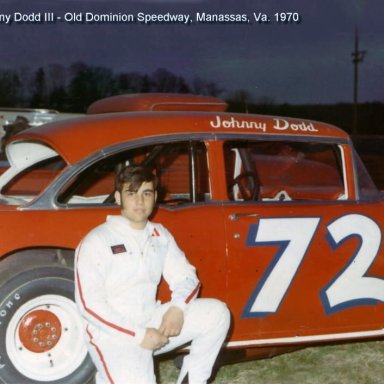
9,94,349,165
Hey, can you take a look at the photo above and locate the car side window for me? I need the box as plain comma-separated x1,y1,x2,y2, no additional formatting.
57,141,210,206
224,140,345,202
154,141,210,204
1,156,66,203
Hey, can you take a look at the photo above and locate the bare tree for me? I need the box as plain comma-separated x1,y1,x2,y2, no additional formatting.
0,70,21,107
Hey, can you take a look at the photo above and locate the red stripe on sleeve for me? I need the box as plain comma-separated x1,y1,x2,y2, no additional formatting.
185,282,201,304
76,243,136,337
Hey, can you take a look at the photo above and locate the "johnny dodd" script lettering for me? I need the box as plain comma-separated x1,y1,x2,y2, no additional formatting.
209,116,318,133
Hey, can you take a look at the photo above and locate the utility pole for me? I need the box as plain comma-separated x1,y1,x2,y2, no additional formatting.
351,29,366,134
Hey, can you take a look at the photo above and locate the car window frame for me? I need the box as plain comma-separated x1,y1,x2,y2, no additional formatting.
25,134,215,210
216,134,353,204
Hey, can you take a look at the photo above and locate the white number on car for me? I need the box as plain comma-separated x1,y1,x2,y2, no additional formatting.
243,214,384,317
322,214,384,313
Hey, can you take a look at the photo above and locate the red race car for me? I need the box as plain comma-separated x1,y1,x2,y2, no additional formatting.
0,93,382,383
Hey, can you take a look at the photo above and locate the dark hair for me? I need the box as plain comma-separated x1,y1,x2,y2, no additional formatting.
115,165,158,193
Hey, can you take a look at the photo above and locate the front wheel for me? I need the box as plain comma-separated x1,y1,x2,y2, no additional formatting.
0,266,95,383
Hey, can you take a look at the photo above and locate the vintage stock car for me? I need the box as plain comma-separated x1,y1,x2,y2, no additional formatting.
0,93,383,383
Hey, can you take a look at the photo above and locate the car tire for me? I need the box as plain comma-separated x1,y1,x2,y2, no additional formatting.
0,265,95,384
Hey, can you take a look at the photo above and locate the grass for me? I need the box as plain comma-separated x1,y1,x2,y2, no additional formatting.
158,340,384,383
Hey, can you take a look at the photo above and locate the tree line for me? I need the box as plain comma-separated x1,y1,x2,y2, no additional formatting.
228,100,384,135
0,63,382,135
0,63,224,112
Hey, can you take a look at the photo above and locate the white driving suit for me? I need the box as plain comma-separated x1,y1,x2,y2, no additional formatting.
75,215,230,384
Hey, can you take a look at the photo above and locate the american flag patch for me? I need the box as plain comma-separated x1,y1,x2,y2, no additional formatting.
111,244,127,254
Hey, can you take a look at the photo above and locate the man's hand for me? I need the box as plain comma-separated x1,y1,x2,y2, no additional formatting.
158,306,184,337
140,328,169,350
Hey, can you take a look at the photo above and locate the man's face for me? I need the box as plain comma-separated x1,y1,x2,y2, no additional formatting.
114,181,157,229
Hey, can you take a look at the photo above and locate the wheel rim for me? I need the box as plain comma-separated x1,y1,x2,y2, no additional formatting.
18,309,62,353
6,294,88,381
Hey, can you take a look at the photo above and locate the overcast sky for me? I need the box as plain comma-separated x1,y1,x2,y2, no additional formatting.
0,0,383,104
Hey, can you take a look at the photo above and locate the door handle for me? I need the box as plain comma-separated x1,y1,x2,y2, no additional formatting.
229,213,259,221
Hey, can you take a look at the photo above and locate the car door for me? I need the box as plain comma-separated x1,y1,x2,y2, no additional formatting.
220,138,384,346
56,138,227,302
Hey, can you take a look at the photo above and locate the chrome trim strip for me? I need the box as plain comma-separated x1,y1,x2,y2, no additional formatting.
225,328,384,348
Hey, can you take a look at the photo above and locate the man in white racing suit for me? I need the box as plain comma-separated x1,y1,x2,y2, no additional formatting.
75,165,230,384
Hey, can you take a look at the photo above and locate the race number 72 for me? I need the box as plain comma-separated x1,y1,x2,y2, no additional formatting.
243,214,384,317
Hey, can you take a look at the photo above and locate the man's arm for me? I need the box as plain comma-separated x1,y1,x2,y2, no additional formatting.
161,226,201,311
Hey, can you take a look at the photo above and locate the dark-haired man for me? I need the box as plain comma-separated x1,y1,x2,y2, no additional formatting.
75,166,230,383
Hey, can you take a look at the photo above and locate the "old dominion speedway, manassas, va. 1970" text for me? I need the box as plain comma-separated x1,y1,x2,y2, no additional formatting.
0,11,301,25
